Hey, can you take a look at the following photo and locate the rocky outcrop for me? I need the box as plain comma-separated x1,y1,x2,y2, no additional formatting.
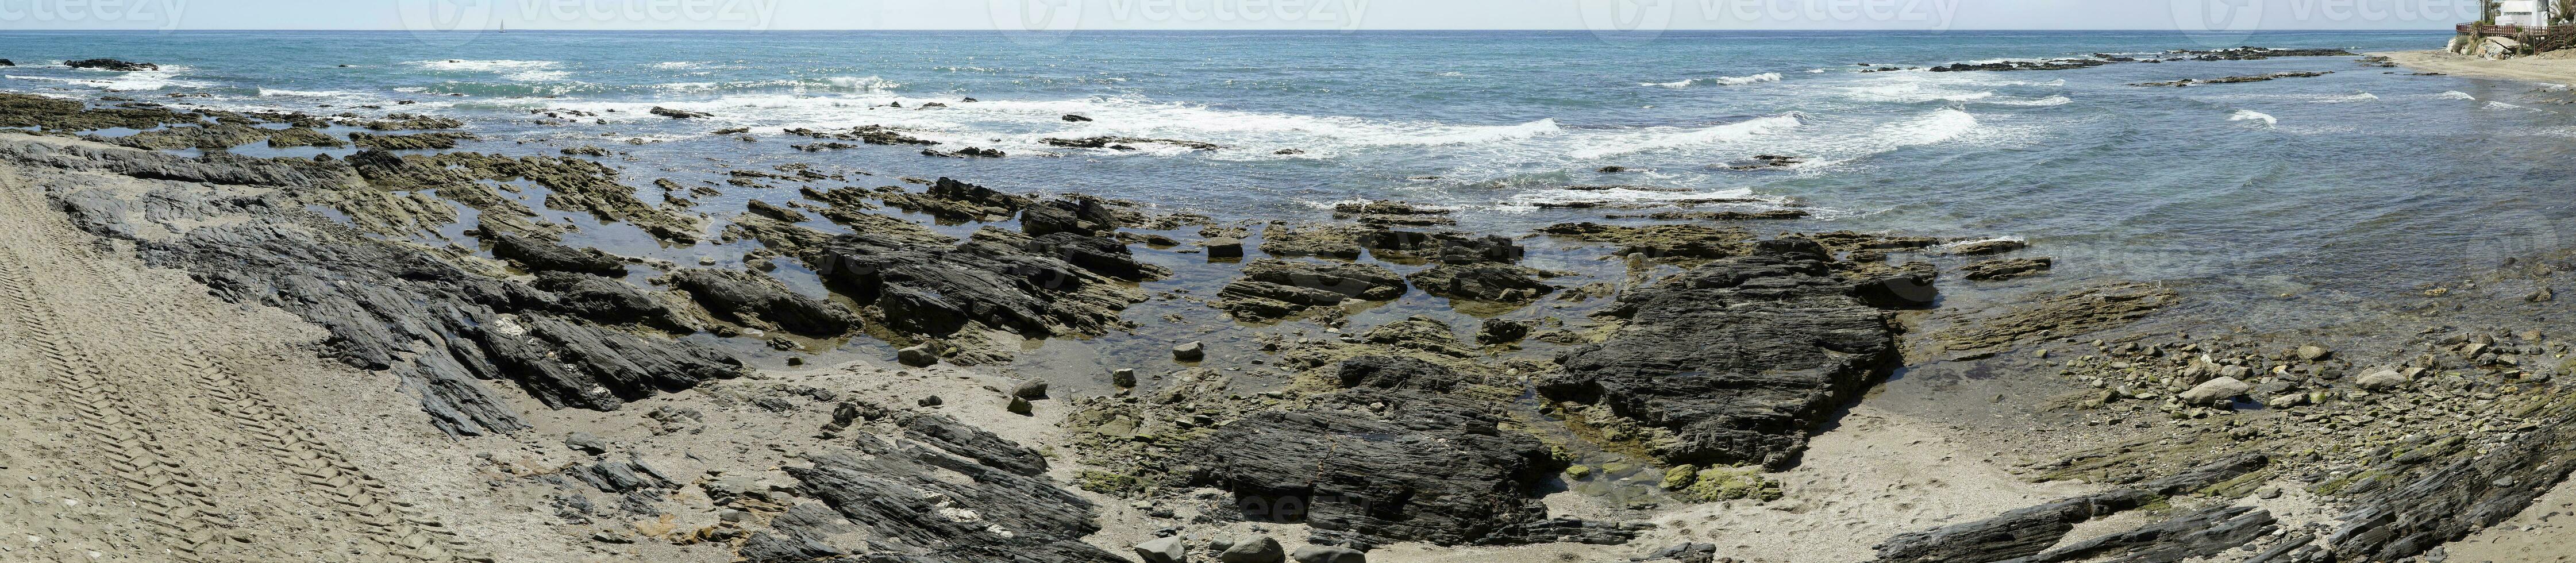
487,232,627,276
800,228,1148,341
1537,222,1754,261
1939,282,2177,353
1021,196,1119,237
532,272,695,332
880,177,1031,221
1407,264,1558,303
21,140,748,436
349,132,478,150
1042,136,1223,151
785,409,1125,563
1181,356,1647,548
1962,257,2051,281
666,268,860,336
66,58,159,71
1260,222,1373,259
1214,259,1408,320
1361,230,1524,264
1872,454,2268,563
1539,238,1911,468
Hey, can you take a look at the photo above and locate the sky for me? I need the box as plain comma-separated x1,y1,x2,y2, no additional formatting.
0,1,2494,31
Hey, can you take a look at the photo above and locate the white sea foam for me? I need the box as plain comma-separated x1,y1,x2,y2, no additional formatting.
1807,68,1828,74
1640,72,1782,88
1844,82,1995,103
1982,95,2073,106
1570,113,1805,159
257,88,369,98
650,61,703,70
1876,108,1981,146
2439,91,2476,101
407,59,569,82
1502,186,1759,209
821,76,903,92
2230,110,2278,126
2316,92,2379,103
7,71,203,91
2487,101,2528,110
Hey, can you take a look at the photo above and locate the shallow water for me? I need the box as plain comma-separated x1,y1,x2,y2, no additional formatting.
5,29,2568,331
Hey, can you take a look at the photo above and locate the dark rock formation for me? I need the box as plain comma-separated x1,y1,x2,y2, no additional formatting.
648,106,711,119
17,140,748,435
1181,356,1647,547
1214,259,1408,321
349,132,479,150
785,412,1125,563
532,272,695,332
1042,136,1223,151
801,229,1146,340
1540,238,1908,468
1873,455,2267,563
1408,264,1558,303
1939,283,2177,353
488,232,627,276
881,177,1031,221
1021,196,1119,237
666,268,860,336
67,58,159,71
1361,230,1524,265
1963,257,2052,281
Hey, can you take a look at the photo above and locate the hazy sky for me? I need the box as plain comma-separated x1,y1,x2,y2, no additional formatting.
0,1,2490,31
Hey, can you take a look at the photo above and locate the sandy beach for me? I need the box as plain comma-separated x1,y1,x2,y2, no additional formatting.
2375,48,2576,84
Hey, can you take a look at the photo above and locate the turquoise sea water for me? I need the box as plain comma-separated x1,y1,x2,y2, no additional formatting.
1,30,2565,327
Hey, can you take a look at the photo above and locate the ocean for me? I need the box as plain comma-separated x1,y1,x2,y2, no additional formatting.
1,29,2559,329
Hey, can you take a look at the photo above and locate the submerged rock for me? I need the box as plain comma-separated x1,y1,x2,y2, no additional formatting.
67,58,159,71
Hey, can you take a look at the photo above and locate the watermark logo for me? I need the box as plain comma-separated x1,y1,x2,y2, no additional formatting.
986,0,1372,45
987,0,1080,47
0,0,190,31
2170,0,2263,46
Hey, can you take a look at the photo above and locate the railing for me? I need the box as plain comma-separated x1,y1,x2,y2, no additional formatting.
2459,23,2576,36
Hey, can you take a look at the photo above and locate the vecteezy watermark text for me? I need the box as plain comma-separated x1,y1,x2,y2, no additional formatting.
395,0,781,33
0,0,188,30
990,0,1372,33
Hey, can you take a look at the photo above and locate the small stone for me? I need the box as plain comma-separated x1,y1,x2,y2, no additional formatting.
2178,377,2250,405
563,432,608,455
897,345,938,367
2296,345,2332,361
2357,369,2411,391
1133,536,1186,563
785,357,804,367
917,395,944,407
590,530,633,544
1218,536,1287,563
1011,379,1050,400
1290,545,1366,563
2256,487,2282,500
1007,396,1034,416
1175,341,1207,362
1112,368,1138,388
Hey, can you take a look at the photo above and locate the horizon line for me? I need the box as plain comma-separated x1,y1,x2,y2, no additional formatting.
0,27,2461,32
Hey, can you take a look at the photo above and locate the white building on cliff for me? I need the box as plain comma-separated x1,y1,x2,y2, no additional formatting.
2498,1,2559,27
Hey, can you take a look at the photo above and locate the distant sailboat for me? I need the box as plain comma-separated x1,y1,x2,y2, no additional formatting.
498,22,507,33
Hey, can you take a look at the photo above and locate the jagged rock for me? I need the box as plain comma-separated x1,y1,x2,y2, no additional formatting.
1407,264,1557,303
666,268,860,336
880,177,1031,220
1022,196,1119,237
1478,319,1535,345
564,432,610,455
1180,362,1639,547
1541,238,1902,469
25,140,745,435
1175,341,1207,361
1361,230,1524,265
488,232,627,276
1042,136,1222,151
1112,369,1137,388
1873,455,2267,563
1214,259,1408,320
746,199,808,223
1025,232,1165,282
532,272,695,332
1537,222,1753,260
785,423,1123,562
349,132,478,150
572,455,674,493
1946,239,2026,255
1963,257,2051,281
1260,223,1371,259
800,229,1145,340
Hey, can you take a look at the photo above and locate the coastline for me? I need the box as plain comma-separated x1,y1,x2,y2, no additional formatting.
9,40,2576,562
2373,49,2576,84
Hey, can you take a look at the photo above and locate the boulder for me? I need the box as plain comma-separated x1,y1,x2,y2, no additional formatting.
1218,537,1286,563
1290,546,1366,563
1477,318,1535,345
1133,537,1187,563
1205,237,1246,259
1012,379,1050,399
1021,196,1118,236
898,345,939,367
1175,341,1207,361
